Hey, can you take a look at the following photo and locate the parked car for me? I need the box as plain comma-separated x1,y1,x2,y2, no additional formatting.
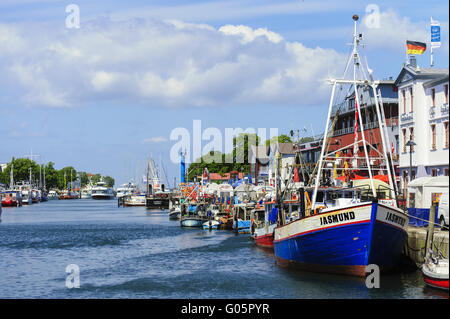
438,193,449,230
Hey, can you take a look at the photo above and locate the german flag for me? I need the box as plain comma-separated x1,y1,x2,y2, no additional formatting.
406,40,426,55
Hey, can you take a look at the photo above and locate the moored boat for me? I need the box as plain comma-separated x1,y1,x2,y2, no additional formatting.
272,15,408,276
180,203,209,227
232,203,254,234
123,194,146,206
203,219,220,230
1,190,23,207
252,201,276,249
422,257,449,290
91,181,115,200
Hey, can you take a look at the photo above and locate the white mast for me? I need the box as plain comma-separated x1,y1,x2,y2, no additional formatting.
10,163,14,188
312,14,383,208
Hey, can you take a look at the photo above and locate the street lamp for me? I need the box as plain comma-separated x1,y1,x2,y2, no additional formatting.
405,140,416,182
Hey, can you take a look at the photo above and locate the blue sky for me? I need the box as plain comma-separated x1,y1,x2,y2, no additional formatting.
0,0,448,187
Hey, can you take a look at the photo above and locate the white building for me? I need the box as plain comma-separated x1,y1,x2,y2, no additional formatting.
394,57,449,192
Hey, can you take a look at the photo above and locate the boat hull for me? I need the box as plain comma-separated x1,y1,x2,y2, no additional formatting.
146,197,170,209
254,233,274,248
203,220,220,230
1,199,21,207
422,260,449,290
273,201,408,276
180,218,205,227
169,211,181,220
92,195,115,200
233,219,251,234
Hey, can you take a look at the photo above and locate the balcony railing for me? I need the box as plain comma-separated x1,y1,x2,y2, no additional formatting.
441,103,449,114
385,117,398,127
333,121,379,137
401,112,414,123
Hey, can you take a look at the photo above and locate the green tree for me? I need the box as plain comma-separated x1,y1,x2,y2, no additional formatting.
57,167,77,190
44,162,59,189
265,134,293,146
104,176,115,187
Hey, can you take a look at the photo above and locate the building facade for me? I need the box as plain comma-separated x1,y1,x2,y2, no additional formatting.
394,59,449,192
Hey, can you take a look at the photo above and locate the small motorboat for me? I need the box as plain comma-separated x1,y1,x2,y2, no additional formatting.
1,190,23,207
422,255,449,291
203,219,220,230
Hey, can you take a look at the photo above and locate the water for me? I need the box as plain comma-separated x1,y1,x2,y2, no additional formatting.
0,200,447,299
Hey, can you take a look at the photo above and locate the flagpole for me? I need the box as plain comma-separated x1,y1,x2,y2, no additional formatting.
430,17,434,67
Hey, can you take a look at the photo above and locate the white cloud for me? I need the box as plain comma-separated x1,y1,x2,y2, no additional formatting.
219,25,283,43
0,17,349,108
142,136,169,144
360,9,446,52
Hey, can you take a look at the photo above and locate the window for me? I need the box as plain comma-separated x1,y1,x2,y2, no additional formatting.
412,170,416,180
431,88,436,106
402,90,406,113
410,87,413,112
445,122,449,148
431,169,438,177
431,124,436,150
445,168,449,176
402,129,407,152
409,127,414,152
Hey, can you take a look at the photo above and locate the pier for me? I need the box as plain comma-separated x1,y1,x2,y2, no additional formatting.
405,226,449,267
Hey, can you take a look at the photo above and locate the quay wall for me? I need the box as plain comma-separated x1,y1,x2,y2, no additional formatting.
404,226,449,266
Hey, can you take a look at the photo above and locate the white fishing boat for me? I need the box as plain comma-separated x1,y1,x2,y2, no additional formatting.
47,190,59,200
116,182,138,199
123,194,146,206
81,187,92,199
91,181,115,200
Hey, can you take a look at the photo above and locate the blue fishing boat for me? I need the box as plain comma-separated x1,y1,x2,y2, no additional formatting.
273,15,408,276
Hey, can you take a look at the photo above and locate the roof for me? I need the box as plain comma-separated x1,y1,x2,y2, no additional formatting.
423,75,449,89
277,142,295,155
394,64,449,86
202,172,245,181
408,176,449,188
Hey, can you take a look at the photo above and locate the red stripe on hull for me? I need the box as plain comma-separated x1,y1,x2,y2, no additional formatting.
423,274,449,290
254,233,274,248
275,256,367,276
1,200,18,207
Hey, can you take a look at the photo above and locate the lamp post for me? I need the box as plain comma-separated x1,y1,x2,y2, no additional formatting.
405,140,416,182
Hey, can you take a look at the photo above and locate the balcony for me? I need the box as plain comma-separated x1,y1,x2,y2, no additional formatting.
400,112,414,123
333,121,379,137
385,117,398,127
429,105,436,118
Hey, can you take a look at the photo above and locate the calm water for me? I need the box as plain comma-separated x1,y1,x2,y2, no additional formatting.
0,200,447,299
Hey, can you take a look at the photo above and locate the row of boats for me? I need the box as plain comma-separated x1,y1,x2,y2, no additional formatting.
164,16,447,290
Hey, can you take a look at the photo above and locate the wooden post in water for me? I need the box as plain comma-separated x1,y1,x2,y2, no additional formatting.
425,202,437,260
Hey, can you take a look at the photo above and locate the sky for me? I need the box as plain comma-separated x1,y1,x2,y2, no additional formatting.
0,0,448,187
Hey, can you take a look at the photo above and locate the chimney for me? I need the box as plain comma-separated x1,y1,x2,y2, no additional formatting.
408,55,417,68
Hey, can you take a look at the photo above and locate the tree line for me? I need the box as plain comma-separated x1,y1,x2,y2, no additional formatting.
0,158,115,189
186,133,292,181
